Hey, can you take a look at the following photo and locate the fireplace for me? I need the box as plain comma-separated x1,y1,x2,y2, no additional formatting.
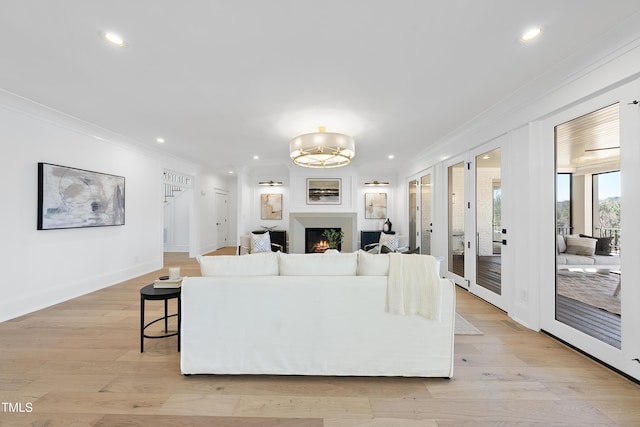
289,212,357,253
305,227,341,253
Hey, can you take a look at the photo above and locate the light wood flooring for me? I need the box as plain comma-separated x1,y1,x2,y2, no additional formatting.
454,255,622,349
1,249,640,426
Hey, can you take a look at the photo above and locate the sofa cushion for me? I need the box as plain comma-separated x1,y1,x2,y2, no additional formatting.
198,252,279,276
251,232,272,253
279,252,357,276
565,236,596,256
558,253,596,266
579,234,613,256
357,250,389,276
592,254,621,265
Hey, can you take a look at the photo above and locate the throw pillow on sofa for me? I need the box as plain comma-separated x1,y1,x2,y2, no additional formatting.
579,234,613,256
557,234,567,254
565,236,596,256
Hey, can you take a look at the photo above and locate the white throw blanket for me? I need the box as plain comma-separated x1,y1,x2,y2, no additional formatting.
386,253,442,320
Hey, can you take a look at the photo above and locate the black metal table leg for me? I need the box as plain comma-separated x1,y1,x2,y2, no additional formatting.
140,284,181,353
164,299,168,332
140,294,145,352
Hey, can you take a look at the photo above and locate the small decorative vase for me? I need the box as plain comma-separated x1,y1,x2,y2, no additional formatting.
383,218,392,233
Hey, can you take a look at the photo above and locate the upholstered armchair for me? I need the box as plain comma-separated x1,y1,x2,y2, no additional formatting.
364,231,413,254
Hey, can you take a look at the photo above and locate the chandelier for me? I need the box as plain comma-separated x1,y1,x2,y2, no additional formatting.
289,126,355,168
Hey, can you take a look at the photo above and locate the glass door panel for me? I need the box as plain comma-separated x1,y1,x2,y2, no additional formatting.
475,148,502,295
408,179,418,250
448,162,465,278
555,103,621,349
420,174,432,255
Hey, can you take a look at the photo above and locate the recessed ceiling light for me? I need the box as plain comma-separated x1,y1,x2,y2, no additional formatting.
156,138,165,144
253,155,260,160
103,32,125,46
228,170,234,174
388,154,395,159
520,27,542,42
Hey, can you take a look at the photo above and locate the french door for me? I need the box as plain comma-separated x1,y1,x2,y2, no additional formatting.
420,172,433,255
445,156,468,287
408,168,434,255
445,139,508,310
540,82,640,380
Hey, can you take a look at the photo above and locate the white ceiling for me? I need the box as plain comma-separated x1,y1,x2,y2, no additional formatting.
2,1,640,173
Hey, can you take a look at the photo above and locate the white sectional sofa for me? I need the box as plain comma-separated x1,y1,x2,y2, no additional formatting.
557,234,620,270
180,251,455,378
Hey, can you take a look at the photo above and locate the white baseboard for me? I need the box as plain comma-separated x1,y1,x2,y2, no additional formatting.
0,260,160,322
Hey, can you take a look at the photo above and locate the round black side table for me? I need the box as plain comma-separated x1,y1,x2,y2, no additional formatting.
140,284,181,352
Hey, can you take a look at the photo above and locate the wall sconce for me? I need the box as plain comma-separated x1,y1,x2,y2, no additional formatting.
258,180,283,186
451,192,456,204
364,180,389,186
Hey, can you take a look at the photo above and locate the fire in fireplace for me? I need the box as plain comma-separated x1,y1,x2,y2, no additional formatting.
305,227,341,253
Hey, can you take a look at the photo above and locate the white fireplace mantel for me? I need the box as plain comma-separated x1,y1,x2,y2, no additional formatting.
289,212,357,253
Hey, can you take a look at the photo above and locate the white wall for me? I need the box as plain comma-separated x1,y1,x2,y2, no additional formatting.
0,91,228,321
237,164,400,251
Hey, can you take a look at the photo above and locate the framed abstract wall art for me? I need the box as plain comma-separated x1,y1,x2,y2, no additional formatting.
261,193,283,220
37,162,125,230
306,178,341,205
365,192,387,219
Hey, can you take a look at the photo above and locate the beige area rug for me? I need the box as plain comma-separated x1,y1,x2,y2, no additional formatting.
455,313,483,335
557,270,621,315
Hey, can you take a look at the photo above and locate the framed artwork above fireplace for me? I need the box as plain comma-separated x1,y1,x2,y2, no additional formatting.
306,178,341,205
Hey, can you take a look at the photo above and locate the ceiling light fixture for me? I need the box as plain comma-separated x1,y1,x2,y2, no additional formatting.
156,138,165,144
388,154,395,159
364,180,390,186
258,180,283,186
289,126,355,168
103,32,125,46
520,27,542,42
